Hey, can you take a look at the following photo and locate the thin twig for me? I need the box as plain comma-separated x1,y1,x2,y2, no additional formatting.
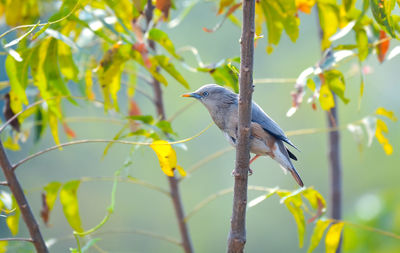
0,237,33,242
13,123,213,171
167,100,197,122
253,78,296,84
332,219,400,240
80,176,170,196
179,146,233,182
93,229,182,246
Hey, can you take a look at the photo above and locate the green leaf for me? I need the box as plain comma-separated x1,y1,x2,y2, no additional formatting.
49,112,61,147
156,120,176,135
210,65,239,93
148,29,182,60
153,55,190,89
6,196,20,236
343,0,356,12
317,2,339,49
325,222,344,253
130,50,168,86
34,107,47,143
370,0,396,37
5,54,29,113
325,70,349,104
58,40,79,81
127,115,154,124
60,180,83,232
44,182,62,211
307,220,330,253
260,0,284,46
102,125,128,158
356,28,368,61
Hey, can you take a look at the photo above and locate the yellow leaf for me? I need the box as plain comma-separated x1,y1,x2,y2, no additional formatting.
49,113,61,148
319,84,335,110
307,219,330,253
325,222,344,253
6,196,20,236
150,140,186,177
375,119,393,155
255,2,265,37
3,136,20,151
85,69,95,100
296,0,316,14
58,40,78,81
60,180,84,232
44,182,62,211
376,107,398,121
317,2,339,49
0,241,7,253
302,187,326,209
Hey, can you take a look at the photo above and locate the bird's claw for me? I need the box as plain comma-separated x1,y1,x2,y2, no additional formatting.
248,168,253,176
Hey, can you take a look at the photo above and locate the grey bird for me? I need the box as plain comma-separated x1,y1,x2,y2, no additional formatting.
182,84,304,187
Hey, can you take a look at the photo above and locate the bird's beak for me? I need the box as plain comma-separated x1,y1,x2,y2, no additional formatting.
181,93,202,99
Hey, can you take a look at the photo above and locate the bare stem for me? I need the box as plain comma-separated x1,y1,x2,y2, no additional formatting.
0,237,33,242
0,141,48,252
227,0,255,252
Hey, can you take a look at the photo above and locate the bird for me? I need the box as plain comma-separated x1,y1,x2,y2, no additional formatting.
182,84,304,187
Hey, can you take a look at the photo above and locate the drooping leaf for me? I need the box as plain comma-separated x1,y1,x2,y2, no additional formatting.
156,120,176,135
375,119,393,155
376,107,397,121
60,180,84,232
319,84,335,111
0,241,7,253
324,70,349,104
317,2,339,49
3,136,20,151
356,28,369,61
5,55,29,113
49,112,61,147
40,193,50,225
130,49,168,85
150,140,186,177
148,29,182,60
307,219,330,253
153,55,190,89
58,40,79,81
376,30,390,63
85,69,95,100
44,182,62,212
156,0,172,20
6,196,20,236
325,222,344,253
3,94,20,132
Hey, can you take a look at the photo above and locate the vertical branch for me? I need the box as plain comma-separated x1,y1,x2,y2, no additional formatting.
0,141,48,253
227,0,255,252
316,9,343,253
145,2,194,253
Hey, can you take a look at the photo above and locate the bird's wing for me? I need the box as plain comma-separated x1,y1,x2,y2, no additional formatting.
251,101,299,151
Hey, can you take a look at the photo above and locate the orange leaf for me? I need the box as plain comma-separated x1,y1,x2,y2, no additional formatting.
156,0,171,20
129,100,141,116
296,0,316,14
377,30,389,63
63,122,76,138
308,197,324,223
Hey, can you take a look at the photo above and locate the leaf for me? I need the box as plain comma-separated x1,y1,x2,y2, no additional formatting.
150,140,186,177
361,116,377,146
307,219,330,253
325,222,344,253
302,188,326,210
376,107,397,121
153,55,190,89
317,2,339,49
40,193,50,225
375,119,393,155
3,136,20,151
387,45,400,60
127,115,154,124
5,55,29,113
3,93,20,132
63,122,76,139
6,196,20,236
347,124,364,151
156,120,176,135
296,0,316,14
248,190,277,208
0,241,7,253
343,0,356,12
85,69,95,100
44,182,62,212
356,28,369,61
324,70,349,104
209,65,239,93
370,0,396,37
49,113,61,147
203,3,242,33
156,0,172,20
148,29,182,60
218,0,234,14
329,21,355,42
376,30,390,63
60,180,83,232
319,84,335,111
58,40,79,81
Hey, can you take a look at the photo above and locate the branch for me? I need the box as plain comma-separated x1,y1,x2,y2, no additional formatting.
0,237,33,242
0,141,48,252
145,1,194,252
227,0,255,252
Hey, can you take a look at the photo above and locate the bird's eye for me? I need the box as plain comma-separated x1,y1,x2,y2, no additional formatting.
202,91,209,97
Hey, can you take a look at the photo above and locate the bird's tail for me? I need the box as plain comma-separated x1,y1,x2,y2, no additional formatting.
289,167,304,187
276,141,304,187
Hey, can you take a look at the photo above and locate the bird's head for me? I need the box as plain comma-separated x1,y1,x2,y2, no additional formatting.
181,84,237,111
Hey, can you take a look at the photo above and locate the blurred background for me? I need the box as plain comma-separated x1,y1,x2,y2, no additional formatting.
0,1,399,252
